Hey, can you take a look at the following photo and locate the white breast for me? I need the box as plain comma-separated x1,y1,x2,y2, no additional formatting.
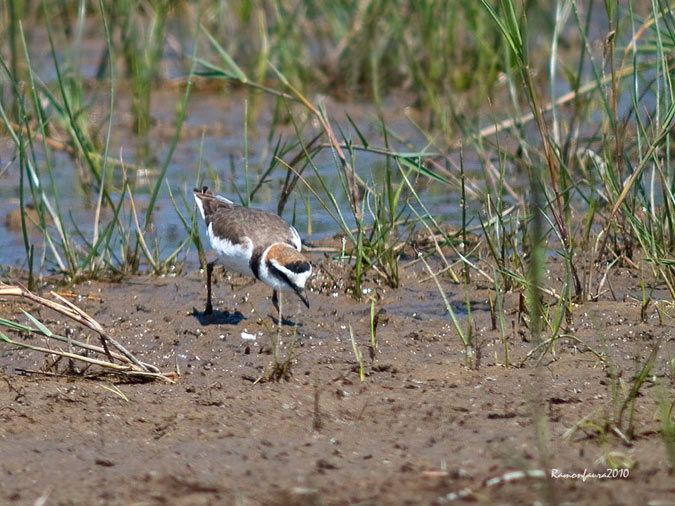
207,223,254,277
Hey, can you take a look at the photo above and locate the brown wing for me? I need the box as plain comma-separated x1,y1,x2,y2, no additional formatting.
194,187,298,248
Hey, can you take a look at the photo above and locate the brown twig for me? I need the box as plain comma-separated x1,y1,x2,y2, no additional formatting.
53,292,103,302
7,121,147,172
277,133,323,216
451,60,657,150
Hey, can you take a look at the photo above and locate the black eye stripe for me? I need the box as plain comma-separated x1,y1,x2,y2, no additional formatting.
284,260,311,274
268,259,310,284
268,261,293,287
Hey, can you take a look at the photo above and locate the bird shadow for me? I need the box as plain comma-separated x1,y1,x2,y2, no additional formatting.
270,315,304,328
193,308,246,326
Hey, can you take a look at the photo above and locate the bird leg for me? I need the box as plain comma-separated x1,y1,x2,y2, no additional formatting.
204,261,214,315
272,290,282,328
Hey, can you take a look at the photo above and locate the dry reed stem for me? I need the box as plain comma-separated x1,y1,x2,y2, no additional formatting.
0,283,177,383
271,68,362,219
8,121,148,173
454,60,653,150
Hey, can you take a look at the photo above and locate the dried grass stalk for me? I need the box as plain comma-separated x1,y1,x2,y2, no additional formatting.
0,284,177,383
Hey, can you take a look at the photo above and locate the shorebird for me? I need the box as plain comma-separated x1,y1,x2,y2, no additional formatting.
193,186,312,323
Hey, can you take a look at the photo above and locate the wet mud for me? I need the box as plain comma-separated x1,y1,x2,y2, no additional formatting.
0,252,674,505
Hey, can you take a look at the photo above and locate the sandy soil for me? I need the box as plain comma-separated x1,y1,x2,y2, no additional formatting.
1,251,673,505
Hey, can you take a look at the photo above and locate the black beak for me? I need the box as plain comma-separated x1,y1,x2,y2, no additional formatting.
295,287,310,308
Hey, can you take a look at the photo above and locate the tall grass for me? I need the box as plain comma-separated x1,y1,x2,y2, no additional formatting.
0,0,511,284
0,1,200,281
474,1,674,499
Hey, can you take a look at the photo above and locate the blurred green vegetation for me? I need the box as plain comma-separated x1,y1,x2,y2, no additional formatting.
1,0,525,138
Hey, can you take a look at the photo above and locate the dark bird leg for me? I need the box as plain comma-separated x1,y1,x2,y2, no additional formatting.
272,289,282,327
205,261,214,315
272,290,279,313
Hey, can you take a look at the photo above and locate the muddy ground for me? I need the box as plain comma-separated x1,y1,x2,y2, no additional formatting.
0,250,674,506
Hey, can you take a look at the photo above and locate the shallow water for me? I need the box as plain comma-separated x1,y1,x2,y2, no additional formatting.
0,86,485,271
